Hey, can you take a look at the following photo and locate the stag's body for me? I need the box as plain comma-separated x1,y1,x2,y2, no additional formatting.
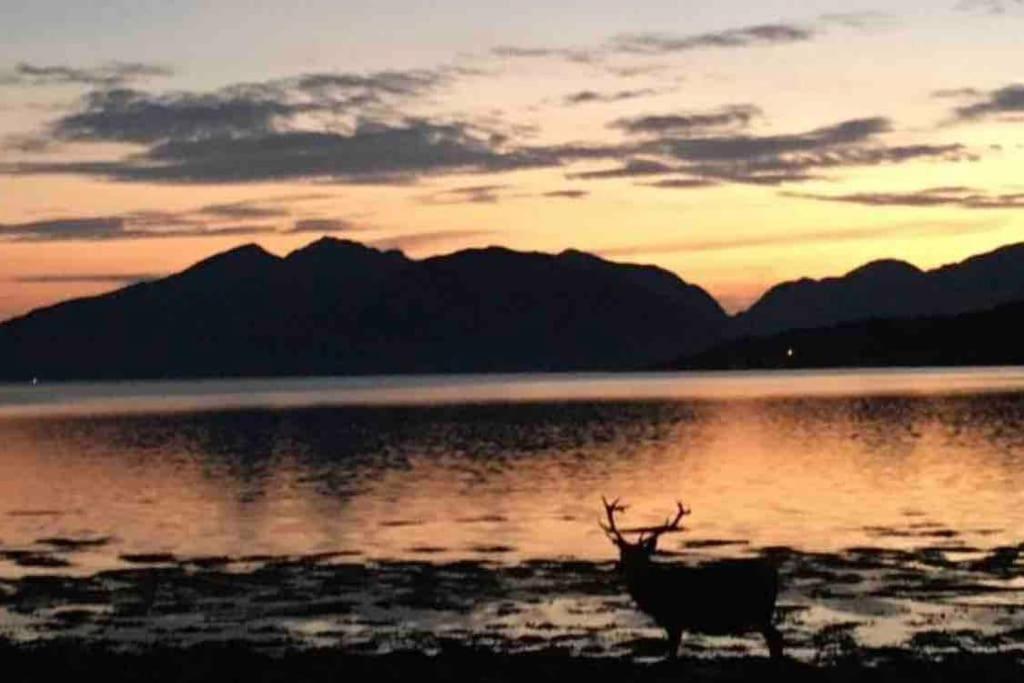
602,498,783,659
621,555,782,658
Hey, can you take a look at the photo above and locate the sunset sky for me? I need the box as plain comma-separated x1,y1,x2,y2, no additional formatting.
2,0,1023,320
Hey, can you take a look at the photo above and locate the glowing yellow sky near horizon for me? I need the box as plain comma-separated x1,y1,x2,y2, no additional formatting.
2,8,1024,320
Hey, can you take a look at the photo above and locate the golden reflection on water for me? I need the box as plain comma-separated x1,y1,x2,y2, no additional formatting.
1,370,1023,576
344,396,1024,560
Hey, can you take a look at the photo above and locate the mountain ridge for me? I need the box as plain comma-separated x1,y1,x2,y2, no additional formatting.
0,237,727,379
731,242,1024,338
2,237,1023,380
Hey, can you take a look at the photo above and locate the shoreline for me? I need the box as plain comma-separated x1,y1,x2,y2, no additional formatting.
2,639,1023,682
4,367,1024,421
2,546,1023,660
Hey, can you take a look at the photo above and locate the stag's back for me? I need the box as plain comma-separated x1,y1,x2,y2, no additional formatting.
623,558,778,635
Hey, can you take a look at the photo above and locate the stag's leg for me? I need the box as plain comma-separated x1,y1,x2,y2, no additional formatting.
761,624,784,660
665,626,682,660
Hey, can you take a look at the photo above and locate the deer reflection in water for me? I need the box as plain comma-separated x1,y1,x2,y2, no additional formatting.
600,497,783,660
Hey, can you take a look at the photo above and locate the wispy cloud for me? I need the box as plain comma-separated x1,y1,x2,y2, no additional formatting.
641,177,720,190
610,24,814,55
487,15,890,74
490,46,601,64
0,193,349,242
284,218,359,234
931,87,984,99
12,273,163,284
567,158,678,180
491,20,819,63
610,105,762,135
422,184,589,204
197,199,292,219
0,215,280,242
0,62,173,88
603,64,671,79
540,189,589,199
421,184,512,204
787,186,1024,209
562,89,660,106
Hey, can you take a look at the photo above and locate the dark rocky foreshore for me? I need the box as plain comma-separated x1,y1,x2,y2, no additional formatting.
2,540,1024,660
1,639,1023,683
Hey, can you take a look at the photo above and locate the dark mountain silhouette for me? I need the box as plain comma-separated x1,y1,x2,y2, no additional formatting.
670,300,1024,370
4,238,1024,380
0,238,727,380
732,243,1024,339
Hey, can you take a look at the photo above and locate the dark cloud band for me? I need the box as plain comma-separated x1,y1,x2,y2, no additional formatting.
954,84,1024,120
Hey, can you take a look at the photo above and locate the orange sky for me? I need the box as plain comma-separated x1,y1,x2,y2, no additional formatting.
2,4,1023,319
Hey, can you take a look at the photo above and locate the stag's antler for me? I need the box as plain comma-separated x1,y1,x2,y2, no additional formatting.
600,498,690,547
637,502,690,546
600,496,629,546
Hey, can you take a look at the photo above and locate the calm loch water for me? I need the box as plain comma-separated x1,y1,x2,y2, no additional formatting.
1,368,1023,655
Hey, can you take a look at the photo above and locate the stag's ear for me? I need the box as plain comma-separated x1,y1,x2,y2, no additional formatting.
642,535,659,554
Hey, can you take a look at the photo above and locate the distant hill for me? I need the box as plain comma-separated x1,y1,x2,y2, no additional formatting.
0,238,727,380
732,243,1024,339
670,300,1024,370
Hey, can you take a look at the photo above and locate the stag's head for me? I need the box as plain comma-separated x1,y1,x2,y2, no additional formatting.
600,497,689,569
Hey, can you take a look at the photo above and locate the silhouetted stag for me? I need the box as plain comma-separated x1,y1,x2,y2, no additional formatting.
600,497,783,659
